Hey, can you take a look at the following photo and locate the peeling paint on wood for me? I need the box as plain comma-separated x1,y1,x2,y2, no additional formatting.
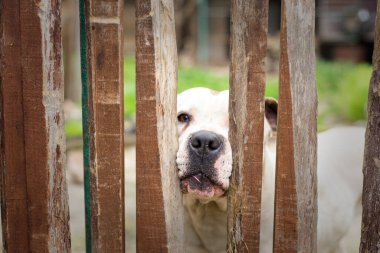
360,0,380,252
227,0,268,252
136,0,185,252
273,0,317,252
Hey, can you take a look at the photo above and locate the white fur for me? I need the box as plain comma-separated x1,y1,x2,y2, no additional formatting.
177,88,232,190
177,88,364,253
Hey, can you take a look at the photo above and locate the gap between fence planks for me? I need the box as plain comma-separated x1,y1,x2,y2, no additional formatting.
360,0,380,251
273,0,317,252
136,0,185,252
80,0,125,252
0,0,71,252
227,0,268,252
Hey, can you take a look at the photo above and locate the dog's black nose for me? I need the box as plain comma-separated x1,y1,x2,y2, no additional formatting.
189,130,222,156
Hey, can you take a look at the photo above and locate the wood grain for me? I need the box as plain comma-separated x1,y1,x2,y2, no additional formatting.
136,0,185,252
81,0,125,251
273,0,317,252
0,1,29,251
360,0,380,252
227,0,269,252
0,1,71,252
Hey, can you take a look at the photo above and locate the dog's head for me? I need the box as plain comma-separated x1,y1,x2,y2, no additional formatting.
176,87,277,199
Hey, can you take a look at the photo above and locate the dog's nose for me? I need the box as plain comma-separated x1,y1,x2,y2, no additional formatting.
189,130,222,156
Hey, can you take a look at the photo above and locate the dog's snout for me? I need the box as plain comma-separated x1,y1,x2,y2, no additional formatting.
189,130,222,156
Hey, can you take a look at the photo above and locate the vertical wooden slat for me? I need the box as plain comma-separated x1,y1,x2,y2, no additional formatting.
136,0,185,252
360,1,380,252
0,0,71,252
227,0,269,252
273,0,317,252
80,0,125,252
0,1,29,251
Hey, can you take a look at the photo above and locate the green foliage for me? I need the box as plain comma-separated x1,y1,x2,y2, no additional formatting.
316,60,370,128
177,65,279,98
66,58,372,138
123,56,279,116
178,66,229,92
124,57,136,119
65,120,83,138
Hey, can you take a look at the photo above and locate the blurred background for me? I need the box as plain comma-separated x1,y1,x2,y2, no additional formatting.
62,0,376,252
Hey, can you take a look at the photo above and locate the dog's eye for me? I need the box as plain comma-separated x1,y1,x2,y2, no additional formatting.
177,113,191,123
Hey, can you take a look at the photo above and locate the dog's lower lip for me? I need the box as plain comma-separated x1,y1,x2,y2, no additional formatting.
180,172,221,187
180,172,226,197
180,177,225,198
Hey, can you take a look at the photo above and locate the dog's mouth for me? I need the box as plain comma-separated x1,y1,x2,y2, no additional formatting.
180,173,226,198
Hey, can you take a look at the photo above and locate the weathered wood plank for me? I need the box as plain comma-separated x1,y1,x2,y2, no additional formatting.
360,0,380,252
136,0,185,252
0,1,29,251
1,0,71,252
21,1,71,251
273,0,317,252
227,0,269,252
80,0,125,251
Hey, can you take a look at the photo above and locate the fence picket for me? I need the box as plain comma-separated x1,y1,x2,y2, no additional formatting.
0,0,71,252
80,0,125,251
227,0,269,252
360,0,380,251
273,0,318,252
136,0,185,252
0,1,29,250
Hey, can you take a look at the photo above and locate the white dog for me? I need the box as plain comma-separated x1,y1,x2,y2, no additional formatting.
176,87,364,253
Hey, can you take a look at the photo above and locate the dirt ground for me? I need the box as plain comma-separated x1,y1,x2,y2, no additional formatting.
68,146,136,253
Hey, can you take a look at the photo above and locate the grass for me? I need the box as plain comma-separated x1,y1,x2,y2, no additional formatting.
65,57,372,137
124,57,279,118
316,61,371,128
65,120,83,138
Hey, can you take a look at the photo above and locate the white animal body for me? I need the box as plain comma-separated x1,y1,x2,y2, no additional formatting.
176,87,364,253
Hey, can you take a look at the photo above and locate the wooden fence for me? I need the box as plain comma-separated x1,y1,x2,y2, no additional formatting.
0,0,70,251
80,0,125,252
0,0,379,252
360,1,380,252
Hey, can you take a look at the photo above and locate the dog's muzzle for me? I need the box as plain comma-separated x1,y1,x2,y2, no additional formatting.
179,130,227,198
